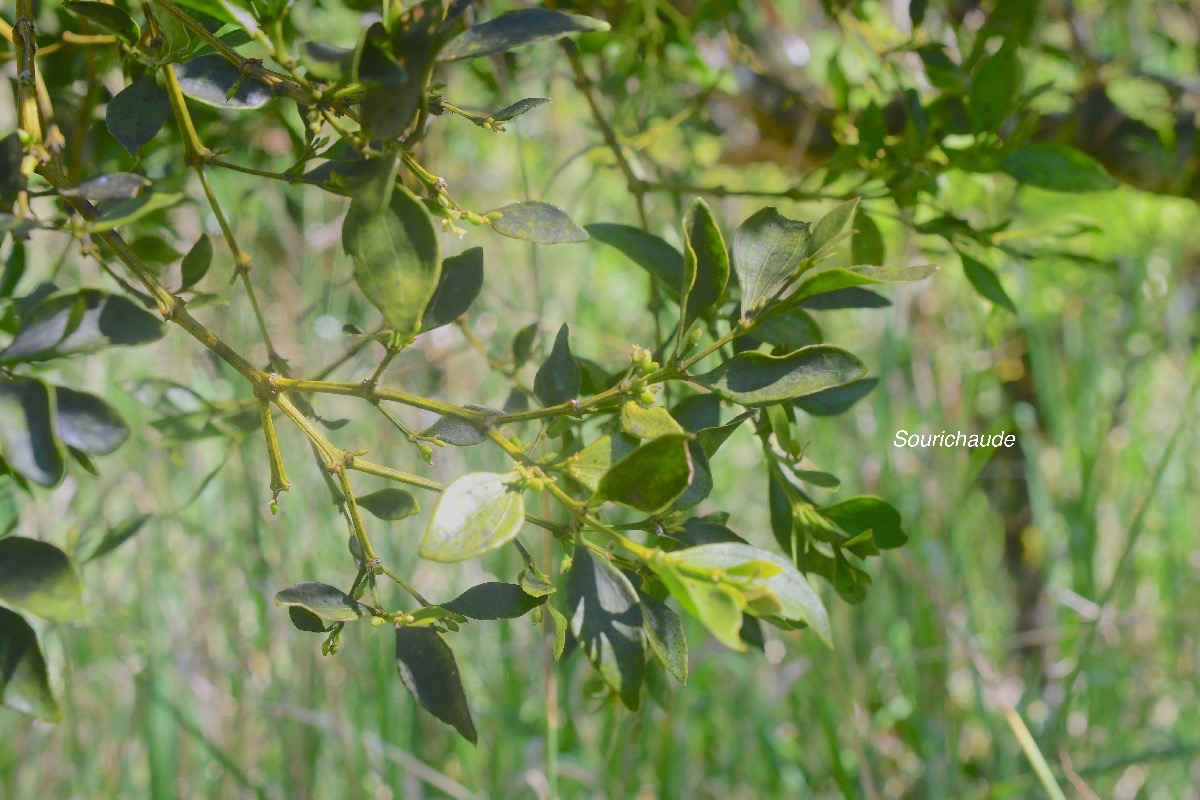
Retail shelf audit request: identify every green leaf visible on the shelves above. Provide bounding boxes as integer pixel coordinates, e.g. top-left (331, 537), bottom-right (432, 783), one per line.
top-left (355, 21), bottom-right (412, 140)
top-left (792, 263), bottom-right (938, 303)
top-left (394, 626), bottom-right (477, 744)
top-left (639, 592), bottom-right (688, 684)
top-left (419, 472), bottom-right (525, 562)
top-left (518, 562), bottom-right (556, 597)
top-left (106, 77), bottom-right (171, 155)
top-left (567, 547), bottom-right (644, 709)
top-left (441, 582), bottom-right (547, 620)
top-left (300, 41), bottom-right (356, 83)
top-left (0, 378), bottom-right (65, 487)
top-left (89, 191), bottom-right (184, 233)
top-left (794, 377), bottom-right (879, 416)
top-left (564, 433), bottom-right (638, 493)
top-left (809, 198), bottom-right (860, 257)
top-left (83, 513), bottom-right (151, 563)
top-left (419, 408), bottom-right (492, 446)
top-left (60, 172), bottom-right (150, 201)
top-left (619, 401), bottom-right (684, 439)
top-left (150, 4), bottom-right (191, 61)
top-left (53, 387), bottom-right (129, 455)
top-left (1001, 144), bottom-right (1118, 192)
top-left (733, 207), bottom-right (811, 316)
top-left (64, 1), bottom-right (141, 44)
top-left (652, 562), bottom-right (745, 651)
top-left (0, 537), bottom-right (83, 622)
top-left (693, 347), bottom-right (866, 407)
top-left (179, 234), bottom-right (213, 292)
top-left (356, 488), bottom-right (420, 521)
top-left (420, 248), bottom-right (484, 332)
top-left (0, 290), bottom-right (165, 363)
top-left (585, 223), bottom-right (684, 300)
top-left (595, 433), bottom-right (694, 514)
top-left (822, 496), bottom-right (907, 549)
top-left (667, 543), bottom-right (831, 645)
top-left (751, 309), bottom-right (823, 350)
top-left (491, 97), bottom-right (551, 122)
top-left (343, 183), bottom-right (441, 336)
top-left (175, 54), bottom-right (273, 109)
top-left (961, 253), bottom-right (1016, 313)
top-left (288, 607), bottom-right (331, 633)
top-left (969, 44), bottom-right (1019, 132)
top-left (533, 324), bottom-right (581, 406)
top-left (489, 201), bottom-right (589, 244)
top-left (678, 198), bottom-right (730, 346)
top-left (547, 602), bottom-right (569, 660)
top-left (439, 9), bottom-right (610, 61)
top-left (851, 209), bottom-right (885, 266)
top-left (511, 322), bottom-right (539, 367)
top-left (0, 606), bottom-right (60, 721)
top-left (802, 287), bottom-right (890, 310)
top-left (274, 581), bottom-right (371, 622)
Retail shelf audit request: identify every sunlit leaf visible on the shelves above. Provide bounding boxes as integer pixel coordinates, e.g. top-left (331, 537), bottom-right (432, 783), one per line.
top-left (489, 201), bottom-right (589, 244)
top-left (274, 581), bottom-right (371, 622)
top-left (961, 253), bottom-right (1016, 313)
top-left (692, 347), bottom-right (866, 407)
top-left (619, 401), bottom-right (684, 439)
top-left (356, 488), bottom-right (420, 521)
top-left (441, 582), bottom-right (547, 620)
top-left (0, 537), bottom-right (84, 622)
top-left (678, 198), bottom-right (729, 344)
top-left (564, 433), bottom-right (638, 493)
top-left (733, 207), bottom-right (811, 316)
top-left (419, 472), bottom-right (525, 562)
top-left (0, 607), bottom-right (61, 721)
top-left (792, 264), bottom-right (937, 303)
top-left (595, 433), bottom-right (693, 513)
top-left (809, 198), bottom-right (859, 257)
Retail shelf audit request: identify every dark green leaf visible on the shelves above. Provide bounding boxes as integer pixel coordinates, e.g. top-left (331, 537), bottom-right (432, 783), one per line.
top-left (179, 234), bottom-right (213, 292)
top-left (792, 264), bottom-right (937, 303)
top-left (564, 433), bottom-right (638, 493)
top-left (802, 287), bottom-right (890, 310)
top-left (53, 387), bottom-right (129, 455)
top-left (822, 496), bottom-right (907, 549)
top-left (64, 1), bottom-right (141, 43)
top-left (0, 606), bottom-right (60, 721)
top-left (343, 183), bottom-right (441, 336)
top-left (419, 409), bottom-right (490, 446)
top-left (489, 201), bottom-right (588, 244)
top-left (106, 77), bottom-right (171, 155)
top-left (356, 488), bottom-right (420, 521)
top-left (794, 377), bottom-right (879, 416)
top-left (733, 207), bottom-right (811, 316)
top-left (419, 472), bottom-right (525, 562)
top-left (512, 322), bottom-right (539, 367)
top-left (969, 45), bottom-right (1019, 132)
top-left (355, 22), bottom-right (412, 140)
top-left (670, 393), bottom-right (720, 433)
top-left (491, 97), bottom-right (551, 122)
top-left (441, 582), bottom-right (547, 620)
top-left (619, 401), bottom-right (684, 439)
top-left (809, 198), bottom-right (859, 257)
top-left (677, 519), bottom-right (747, 547)
top-left (851, 209), bottom-right (885, 266)
top-left (567, 547), bottom-right (644, 709)
top-left (83, 513), bottom-right (151, 563)
top-left (129, 235), bottom-right (181, 265)
top-left (60, 172), bottom-right (150, 201)
top-left (596, 433), bottom-right (693, 514)
top-left (0, 378), bottom-right (65, 488)
top-left (175, 54), bottom-right (273, 110)
top-left (585, 223), bottom-right (684, 300)
top-left (0, 290), bottom-right (165, 363)
top-left (1001, 144), bottom-right (1118, 192)
top-left (420, 248), bottom-right (483, 332)
top-left (639, 592), bottom-right (687, 684)
top-left (0, 537), bottom-right (83, 621)
top-left (672, 441), bottom-right (712, 510)
top-left (678, 198), bottom-right (729, 344)
top-left (300, 41), bottom-right (356, 83)
top-left (961, 253), bottom-right (1016, 313)
top-left (274, 581), bottom-right (371, 622)
top-left (693, 347), bottom-right (866, 407)
top-left (394, 626), bottom-right (477, 744)
top-left (439, 9), bottom-right (609, 61)
top-left (750, 309), bottom-right (823, 350)
top-left (90, 191), bottom-right (184, 232)
top-left (534, 324), bottom-right (581, 406)
top-left (288, 606), bottom-right (332, 633)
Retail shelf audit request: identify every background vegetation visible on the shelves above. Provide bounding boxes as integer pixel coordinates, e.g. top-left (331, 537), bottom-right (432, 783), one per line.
top-left (3, 0), bottom-right (1199, 798)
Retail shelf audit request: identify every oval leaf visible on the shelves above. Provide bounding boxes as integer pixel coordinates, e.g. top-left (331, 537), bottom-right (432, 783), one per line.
top-left (441, 582), bottom-right (547, 620)
top-left (175, 54), bottom-right (273, 109)
top-left (439, 9), bottom-right (609, 61)
top-left (1000, 143), bottom-right (1118, 192)
top-left (0, 377), bottom-right (65, 487)
top-left (419, 413), bottom-right (488, 446)
top-left (792, 263), bottom-right (938, 303)
top-left (489, 201), bottom-right (588, 244)
top-left (491, 97), bottom-right (551, 122)
top-left (533, 323), bottom-right (581, 407)
top-left (356, 488), bottom-right (420, 521)
top-left (0, 290), bottom-right (166, 363)
top-left (343, 184), bottom-right (441, 336)
top-left (419, 472), bottom-right (525, 562)
top-left (274, 581), bottom-right (370, 622)
top-left (678, 198), bottom-right (730, 346)
top-left (106, 77), bottom-right (171, 155)
top-left (564, 433), bottom-right (638, 493)
top-left (809, 198), bottom-right (860, 257)
top-left (420, 247), bottom-right (484, 332)
top-left (794, 377), bottom-right (879, 417)
top-left (64, 1), bottom-right (141, 44)
top-left (585, 223), bottom-right (684, 300)
top-left (567, 547), bottom-right (645, 709)
top-left (961, 253), bottom-right (1016, 313)
top-left (693, 346), bottom-right (866, 407)
top-left (60, 172), bottom-right (150, 201)
top-left (822, 496), bottom-right (907, 549)
top-left (733, 207), bottom-right (811, 316)
top-left (639, 591), bottom-right (688, 685)
top-left (0, 607), bottom-right (61, 721)
top-left (395, 626), bottom-right (477, 743)
top-left (851, 209), bottom-right (885, 266)
top-left (54, 386), bottom-right (130, 455)
top-left (180, 233), bottom-right (214, 292)
top-left (596, 433), bottom-right (694, 514)
top-left (619, 401), bottom-right (685, 439)
top-left (0, 537), bottom-right (84, 622)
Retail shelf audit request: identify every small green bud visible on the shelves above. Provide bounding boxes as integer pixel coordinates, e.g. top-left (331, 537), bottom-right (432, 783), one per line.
top-left (417, 442), bottom-right (434, 464)
top-left (639, 388), bottom-right (656, 405)
top-left (370, 616), bottom-right (386, 627)
top-left (269, 500), bottom-right (280, 515)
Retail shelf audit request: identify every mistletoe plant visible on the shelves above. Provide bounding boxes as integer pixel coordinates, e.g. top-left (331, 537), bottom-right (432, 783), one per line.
top-left (1, 0), bottom-right (933, 737)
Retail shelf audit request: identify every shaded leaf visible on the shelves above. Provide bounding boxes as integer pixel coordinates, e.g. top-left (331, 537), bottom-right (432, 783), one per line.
top-left (60, 173), bottom-right (150, 201)
top-left (89, 191), bottom-right (185, 233)
top-left (533, 324), bottom-right (581, 406)
top-left (511, 322), bottom-right (539, 367)
top-left (53, 386), bottom-right (129, 455)
top-left (794, 377), bottom-right (879, 416)
top-left (83, 513), bottom-right (150, 563)
top-left (750, 309), bottom-right (822, 350)
top-left (420, 248), bottom-right (484, 332)
top-left (567, 547), bottom-right (644, 709)
top-left (851, 209), bottom-right (885, 266)
top-left (356, 488), bottom-right (420, 521)
top-left (490, 201), bottom-right (588, 244)
top-left (288, 606), bottom-right (332, 633)
top-left (395, 626), bottom-right (477, 744)
top-left (441, 582), bottom-right (547, 620)
top-left (792, 263), bottom-right (937, 302)
top-left (802, 286), bottom-right (891, 310)
top-left (420, 415), bottom-right (488, 447)
top-left (0, 606), bottom-right (60, 721)
top-left (670, 393), bottom-right (721, 433)
top-left (419, 472), bottom-right (525, 562)
top-left (274, 581), bottom-right (371, 622)
top-left (678, 198), bottom-right (729, 344)
top-left (300, 41), bottom-right (356, 82)
top-left (439, 9), bottom-right (609, 61)
top-left (0, 378), bottom-right (65, 487)
top-left (180, 234), bottom-right (213, 292)
top-left (1001, 144), bottom-right (1118, 192)
top-left (822, 496), bottom-right (907, 549)
top-left (596, 433), bottom-right (693, 514)
top-left (355, 21), bottom-right (411, 140)
top-left (0, 290), bottom-right (165, 363)
top-left (809, 198), bottom-right (860, 257)
top-left (0, 537), bottom-right (83, 622)
top-left (175, 54), bottom-right (272, 109)
top-left (106, 77), bottom-right (171, 155)
top-left (564, 433), bottom-right (637, 493)
top-left (585, 223), bottom-right (684, 300)
top-left (733, 207), bottom-right (811, 316)
top-left (692, 347), bottom-right (866, 407)
top-left (64, 1), bottom-right (140, 44)
top-left (491, 97), bottom-right (551, 122)
top-left (961, 253), bottom-right (1016, 313)
top-left (969, 44), bottom-right (1019, 132)
top-left (639, 591), bottom-right (688, 684)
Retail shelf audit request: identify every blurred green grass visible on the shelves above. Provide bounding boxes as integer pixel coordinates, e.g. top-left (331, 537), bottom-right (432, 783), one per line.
top-left (3, 24), bottom-right (1200, 800)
